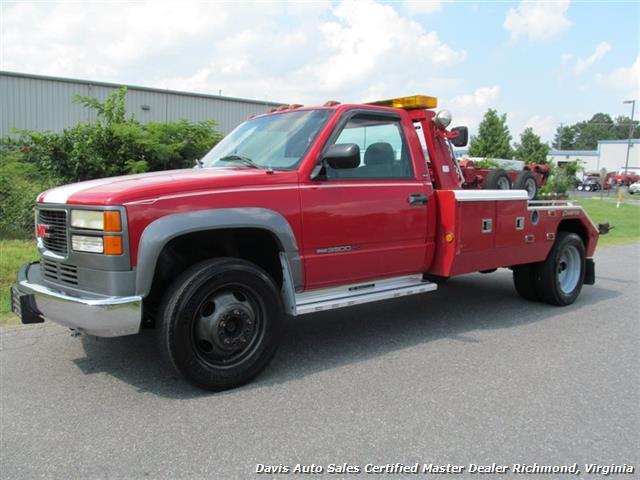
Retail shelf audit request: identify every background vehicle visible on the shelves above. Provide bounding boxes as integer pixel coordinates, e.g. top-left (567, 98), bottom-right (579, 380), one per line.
top-left (11, 95), bottom-right (602, 390)
top-left (577, 176), bottom-right (602, 192)
top-left (629, 182), bottom-right (640, 194)
top-left (458, 158), bottom-right (549, 200)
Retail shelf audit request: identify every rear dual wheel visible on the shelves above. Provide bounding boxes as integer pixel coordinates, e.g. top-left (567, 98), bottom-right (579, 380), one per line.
top-left (514, 170), bottom-right (538, 200)
top-left (484, 169), bottom-right (511, 190)
top-left (157, 258), bottom-right (283, 391)
top-left (512, 232), bottom-right (586, 306)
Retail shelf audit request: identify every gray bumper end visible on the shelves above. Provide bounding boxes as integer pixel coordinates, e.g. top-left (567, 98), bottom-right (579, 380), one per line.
top-left (11, 263), bottom-right (142, 337)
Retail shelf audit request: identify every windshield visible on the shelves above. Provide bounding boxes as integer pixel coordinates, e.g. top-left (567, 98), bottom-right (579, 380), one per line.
top-left (201, 109), bottom-right (333, 170)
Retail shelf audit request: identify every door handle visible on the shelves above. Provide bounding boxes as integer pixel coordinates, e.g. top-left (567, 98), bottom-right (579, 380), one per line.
top-left (408, 193), bottom-right (428, 206)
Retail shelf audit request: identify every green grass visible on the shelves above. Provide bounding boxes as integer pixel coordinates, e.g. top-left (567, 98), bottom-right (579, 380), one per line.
top-left (571, 198), bottom-right (640, 246)
top-left (0, 199), bottom-right (637, 326)
top-left (0, 240), bottom-right (38, 326)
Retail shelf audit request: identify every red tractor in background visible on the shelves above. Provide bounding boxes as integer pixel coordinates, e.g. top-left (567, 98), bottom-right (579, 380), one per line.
top-left (458, 157), bottom-right (550, 200)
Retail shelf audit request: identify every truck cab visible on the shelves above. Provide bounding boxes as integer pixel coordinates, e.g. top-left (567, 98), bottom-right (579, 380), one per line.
top-left (12, 95), bottom-right (601, 390)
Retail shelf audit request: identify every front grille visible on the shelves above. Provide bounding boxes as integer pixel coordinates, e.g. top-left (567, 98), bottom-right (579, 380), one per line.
top-left (38, 209), bottom-right (68, 255)
top-left (41, 258), bottom-right (78, 285)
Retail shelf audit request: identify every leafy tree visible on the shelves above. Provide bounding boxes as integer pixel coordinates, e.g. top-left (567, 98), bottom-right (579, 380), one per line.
top-left (468, 109), bottom-right (514, 159)
top-left (552, 124), bottom-right (576, 150)
top-left (552, 113), bottom-right (639, 150)
top-left (514, 127), bottom-right (550, 164)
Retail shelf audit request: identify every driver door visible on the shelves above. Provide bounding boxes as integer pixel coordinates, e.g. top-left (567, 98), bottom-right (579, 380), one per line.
top-left (299, 111), bottom-right (429, 289)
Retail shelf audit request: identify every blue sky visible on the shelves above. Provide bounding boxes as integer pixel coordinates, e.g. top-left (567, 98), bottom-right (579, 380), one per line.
top-left (1, 1), bottom-right (638, 142)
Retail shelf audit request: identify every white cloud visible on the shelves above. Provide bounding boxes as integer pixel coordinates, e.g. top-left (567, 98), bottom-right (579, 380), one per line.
top-left (1, 0), bottom-right (466, 104)
top-left (596, 56), bottom-right (640, 100)
top-left (571, 41), bottom-right (611, 75)
top-left (450, 85), bottom-right (501, 109)
top-left (504, 0), bottom-right (572, 41)
top-left (523, 114), bottom-right (555, 142)
top-left (404, 1), bottom-right (442, 15)
top-left (445, 86), bottom-right (501, 132)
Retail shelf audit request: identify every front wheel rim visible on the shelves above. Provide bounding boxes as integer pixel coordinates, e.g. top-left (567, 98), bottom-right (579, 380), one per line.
top-left (192, 285), bottom-right (265, 369)
top-left (557, 245), bottom-right (581, 295)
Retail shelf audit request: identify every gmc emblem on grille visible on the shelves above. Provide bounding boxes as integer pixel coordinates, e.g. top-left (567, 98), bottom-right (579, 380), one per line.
top-left (36, 224), bottom-right (50, 238)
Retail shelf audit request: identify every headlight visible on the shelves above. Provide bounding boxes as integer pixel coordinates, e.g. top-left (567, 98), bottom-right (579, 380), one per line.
top-left (71, 210), bottom-right (121, 232)
top-left (72, 235), bottom-right (104, 253)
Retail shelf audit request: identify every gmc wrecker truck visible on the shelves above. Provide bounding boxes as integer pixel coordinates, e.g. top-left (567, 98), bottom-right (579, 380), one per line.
top-left (12, 95), bottom-right (603, 390)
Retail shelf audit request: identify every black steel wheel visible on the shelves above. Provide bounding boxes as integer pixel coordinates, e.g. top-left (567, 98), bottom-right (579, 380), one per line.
top-left (533, 232), bottom-right (586, 306)
top-left (158, 258), bottom-right (283, 390)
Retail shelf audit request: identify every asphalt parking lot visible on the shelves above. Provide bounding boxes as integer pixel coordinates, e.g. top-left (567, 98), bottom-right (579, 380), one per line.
top-left (1, 244), bottom-right (638, 479)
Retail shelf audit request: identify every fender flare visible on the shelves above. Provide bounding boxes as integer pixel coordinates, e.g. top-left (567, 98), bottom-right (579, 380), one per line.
top-left (135, 207), bottom-right (302, 298)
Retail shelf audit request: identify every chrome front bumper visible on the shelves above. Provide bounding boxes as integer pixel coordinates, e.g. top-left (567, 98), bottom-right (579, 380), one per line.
top-left (11, 263), bottom-right (142, 337)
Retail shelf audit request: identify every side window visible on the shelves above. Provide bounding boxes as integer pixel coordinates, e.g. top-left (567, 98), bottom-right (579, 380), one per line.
top-left (326, 114), bottom-right (413, 179)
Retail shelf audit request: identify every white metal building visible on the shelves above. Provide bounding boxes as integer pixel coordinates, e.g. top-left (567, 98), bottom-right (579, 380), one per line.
top-left (0, 71), bottom-right (282, 137)
top-left (548, 139), bottom-right (640, 174)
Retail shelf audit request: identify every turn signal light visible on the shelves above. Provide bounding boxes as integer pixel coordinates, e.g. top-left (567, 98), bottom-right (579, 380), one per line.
top-left (103, 211), bottom-right (122, 232)
top-left (367, 95), bottom-right (438, 110)
top-left (445, 232), bottom-right (455, 243)
top-left (104, 236), bottom-right (123, 255)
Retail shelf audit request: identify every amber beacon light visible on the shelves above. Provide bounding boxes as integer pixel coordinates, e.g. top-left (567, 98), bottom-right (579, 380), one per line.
top-left (367, 95), bottom-right (438, 110)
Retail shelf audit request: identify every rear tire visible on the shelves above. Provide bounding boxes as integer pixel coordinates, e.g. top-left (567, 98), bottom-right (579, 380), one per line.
top-left (514, 170), bottom-right (538, 200)
top-left (512, 264), bottom-right (539, 301)
top-left (484, 169), bottom-right (511, 190)
top-left (533, 232), bottom-right (585, 306)
top-left (157, 258), bottom-right (283, 390)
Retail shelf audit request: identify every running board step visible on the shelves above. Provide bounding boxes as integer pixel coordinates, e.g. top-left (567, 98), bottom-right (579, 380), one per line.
top-left (295, 275), bottom-right (437, 315)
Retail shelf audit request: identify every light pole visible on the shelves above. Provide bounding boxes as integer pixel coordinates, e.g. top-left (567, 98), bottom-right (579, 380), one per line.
top-left (623, 99), bottom-right (636, 176)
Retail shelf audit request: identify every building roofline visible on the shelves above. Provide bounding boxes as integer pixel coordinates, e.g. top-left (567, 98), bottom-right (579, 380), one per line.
top-left (597, 139), bottom-right (640, 144)
top-left (0, 70), bottom-right (284, 107)
top-left (549, 150), bottom-right (599, 156)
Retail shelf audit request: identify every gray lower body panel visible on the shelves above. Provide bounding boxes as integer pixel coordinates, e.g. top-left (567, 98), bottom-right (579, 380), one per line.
top-left (11, 263), bottom-right (142, 337)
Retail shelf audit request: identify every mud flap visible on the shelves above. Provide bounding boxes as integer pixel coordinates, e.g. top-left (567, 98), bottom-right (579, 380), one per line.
top-left (584, 259), bottom-right (595, 285)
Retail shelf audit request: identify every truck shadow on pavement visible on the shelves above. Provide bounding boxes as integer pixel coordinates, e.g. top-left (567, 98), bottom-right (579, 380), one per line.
top-left (77, 272), bottom-right (620, 398)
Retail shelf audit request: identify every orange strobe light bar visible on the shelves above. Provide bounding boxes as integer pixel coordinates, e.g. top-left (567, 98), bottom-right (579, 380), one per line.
top-left (367, 95), bottom-right (438, 110)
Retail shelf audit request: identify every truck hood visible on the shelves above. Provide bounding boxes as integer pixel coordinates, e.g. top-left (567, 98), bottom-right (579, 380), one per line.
top-left (38, 168), bottom-right (298, 205)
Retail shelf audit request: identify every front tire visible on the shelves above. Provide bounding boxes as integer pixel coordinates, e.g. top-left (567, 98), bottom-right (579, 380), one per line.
top-left (158, 258), bottom-right (283, 390)
top-left (533, 233), bottom-right (585, 306)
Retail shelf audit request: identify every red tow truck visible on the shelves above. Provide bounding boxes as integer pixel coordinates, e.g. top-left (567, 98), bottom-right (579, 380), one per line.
top-left (11, 95), bottom-right (604, 390)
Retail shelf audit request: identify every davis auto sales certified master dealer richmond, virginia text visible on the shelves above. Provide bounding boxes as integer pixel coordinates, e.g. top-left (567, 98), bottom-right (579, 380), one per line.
top-left (255, 462), bottom-right (635, 475)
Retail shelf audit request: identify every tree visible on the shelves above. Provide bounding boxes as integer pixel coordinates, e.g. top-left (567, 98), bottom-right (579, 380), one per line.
top-left (514, 127), bottom-right (550, 164)
top-left (552, 124), bottom-right (576, 150)
top-left (552, 113), bottom-right (639, 150)
top-left (468, 109), bottom-right (514, 159)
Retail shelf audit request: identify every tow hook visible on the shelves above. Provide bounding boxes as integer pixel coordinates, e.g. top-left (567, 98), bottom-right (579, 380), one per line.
top-left (598, 222), bottom-right (613, 235)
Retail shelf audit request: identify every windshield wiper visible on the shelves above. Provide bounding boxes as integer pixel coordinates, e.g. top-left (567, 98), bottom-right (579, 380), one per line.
top-left (218, 155), bottom-right (261, 169)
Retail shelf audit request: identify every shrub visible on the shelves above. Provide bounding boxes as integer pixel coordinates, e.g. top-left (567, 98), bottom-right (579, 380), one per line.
top-left (9, 87), bottom-right (223, 183)
top-left (540, 164), bottom-right (569, 195)
top-left (1, 87), bottom-right (224, 238)
top-left (470, 158), bottom-right (501, 169)
top-left (0, 147), bottom-right (60, 238)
